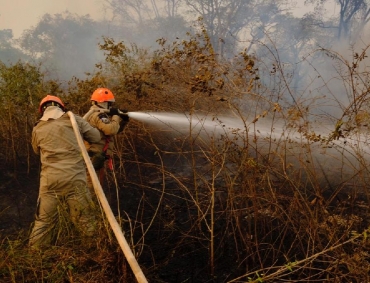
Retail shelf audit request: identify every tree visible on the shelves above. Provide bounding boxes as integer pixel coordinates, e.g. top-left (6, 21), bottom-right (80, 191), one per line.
top-left (0, 29), bottom-right (29, 64)
top-left (105, 0), bottom-right (182, 24)
top-left (104, 0), bottom-right (188, 48)
top-left (184, 0), bottom-right (292, 57)
top-left (106, 0), bottom-right (151, 25)
top-left (305, 0), bottom-right (370, 41)
top-left (0, 62), bottom-right (60, 173)
top-left (18, 12), bottom-right (110, 81)
top-left (164, 0), bottom-right (182, 17)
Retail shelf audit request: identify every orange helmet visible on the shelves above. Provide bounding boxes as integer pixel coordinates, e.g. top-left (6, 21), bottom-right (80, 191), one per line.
top-left (91, 88), bottom-right (115, 103)
top-left (39, 95), bottom-right (65, 113)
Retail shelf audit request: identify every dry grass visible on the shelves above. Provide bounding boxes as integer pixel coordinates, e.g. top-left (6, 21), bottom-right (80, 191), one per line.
top-left (2, 29), bottom-right (370, 282)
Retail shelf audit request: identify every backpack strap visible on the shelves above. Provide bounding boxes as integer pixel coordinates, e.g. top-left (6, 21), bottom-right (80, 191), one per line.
top-left (103, 136), bottom-right (111, 153)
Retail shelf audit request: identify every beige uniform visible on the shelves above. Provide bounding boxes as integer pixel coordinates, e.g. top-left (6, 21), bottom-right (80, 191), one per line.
top-left (29, 108), bottom-right (100, 248)
top-left (84, 105), bottom-right (123, 156)
top-left (84, 105), bottom-right (128, 193)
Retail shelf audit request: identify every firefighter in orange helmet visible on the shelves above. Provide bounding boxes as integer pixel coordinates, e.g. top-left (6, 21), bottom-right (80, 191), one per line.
top-left (84, 88), bottom-right (129, 193)
top-left (29, 95), bottom-right (101, 248)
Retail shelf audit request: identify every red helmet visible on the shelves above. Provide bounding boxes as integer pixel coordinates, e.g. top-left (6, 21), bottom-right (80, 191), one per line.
top-left (91, 88), bottom-right (115, 103)
top-left (39, 95), bottom-right (65, 113)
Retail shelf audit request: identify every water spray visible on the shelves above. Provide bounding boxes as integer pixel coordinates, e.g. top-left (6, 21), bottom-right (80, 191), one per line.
top-left (83, 108), bottom-right (370, 217)
top-left (126, 110), bottom-right (370, 190)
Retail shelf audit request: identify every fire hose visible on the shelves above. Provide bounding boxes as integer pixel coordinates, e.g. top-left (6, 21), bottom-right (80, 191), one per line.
top-left (67, 111), bottom-right (148, 283)
top-left (83, 108), bottom-right (127, 120)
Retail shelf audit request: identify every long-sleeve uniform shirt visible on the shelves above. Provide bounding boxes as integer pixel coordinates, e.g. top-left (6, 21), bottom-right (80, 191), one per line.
top-left (84, 104), bottom-right (127, 157)
top-left (32, 111), bottom-right (101, 185)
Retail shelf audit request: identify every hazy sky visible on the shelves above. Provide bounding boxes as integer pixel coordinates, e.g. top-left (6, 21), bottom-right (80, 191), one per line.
top-left (0, 0), bottom-right (334, 39)
top-left (0, 0), bottom-right (111, 38)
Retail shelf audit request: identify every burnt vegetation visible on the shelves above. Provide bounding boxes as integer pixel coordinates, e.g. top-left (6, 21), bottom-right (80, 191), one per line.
top-left (2, 2), bottom-right (370, 282)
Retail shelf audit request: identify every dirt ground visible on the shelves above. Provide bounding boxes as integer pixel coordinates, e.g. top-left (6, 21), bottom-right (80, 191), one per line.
top-left (0, 167), bottom-right (39, 240)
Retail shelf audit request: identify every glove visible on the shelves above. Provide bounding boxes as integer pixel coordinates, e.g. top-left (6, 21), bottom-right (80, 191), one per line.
top-left (119, 109), bottom-right (129, 122)
top-left (108, 107), bottom-right (120, 116)
top-left (90, 152), bottom-right (106, 170)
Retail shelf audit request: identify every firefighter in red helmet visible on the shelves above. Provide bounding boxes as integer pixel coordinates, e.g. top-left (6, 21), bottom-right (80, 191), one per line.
top-left (84, 88), bottom-right (129, 194)
top-left (29, 95), bottom-right (100, 248)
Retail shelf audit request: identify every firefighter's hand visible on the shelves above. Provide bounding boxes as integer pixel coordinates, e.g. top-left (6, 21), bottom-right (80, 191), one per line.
top-left (91, 152), bottom-right (106, 170)
top-left (120, 110), bottom-right (129, 122)
top-left (108, 107), bottom-right (120, 116)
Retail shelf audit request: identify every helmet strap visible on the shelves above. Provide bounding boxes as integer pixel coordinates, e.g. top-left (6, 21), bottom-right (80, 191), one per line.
top-left (41, 102), bottom-right (63, 113)
top-left (96, 102), bottom-right (109, 109)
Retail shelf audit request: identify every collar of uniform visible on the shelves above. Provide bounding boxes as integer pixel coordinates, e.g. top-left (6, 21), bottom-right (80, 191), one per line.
top-left (96, 102), bottom-right (108, 109)
top-left (40, 106), bottom-right (65, 121)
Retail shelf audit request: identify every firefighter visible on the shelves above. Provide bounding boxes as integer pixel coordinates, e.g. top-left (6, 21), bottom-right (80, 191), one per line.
top-left (84, 88), bottom-right (129, 193)
top-left (29, 95), bottom-right (101, 248)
